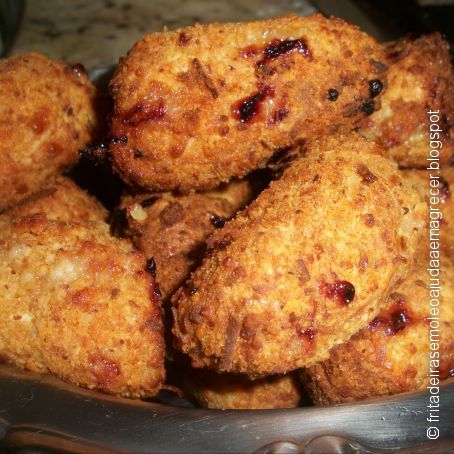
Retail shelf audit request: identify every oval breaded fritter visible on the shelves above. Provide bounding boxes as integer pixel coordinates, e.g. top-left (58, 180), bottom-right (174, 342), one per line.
top-left (360, 34), bottom-right (454, 167)
top-left (403, 167), bottom-right (454, 257)
top-left (2, 175), bottom-right (108, 224)
top-left (0, 53), bottom-right (100, 210)
top-left (120, 179), bottom-right (254, 301)
top-left (0, 214), bottom-right (165, 398)
top-left (171, 135), bottom-right (427, 376)
top-left (109, 14), bottom-right (386, 192)
top-left (181, 369), bottom-right (301, 410)
top-left (302, 251), bottom-right (454, 405)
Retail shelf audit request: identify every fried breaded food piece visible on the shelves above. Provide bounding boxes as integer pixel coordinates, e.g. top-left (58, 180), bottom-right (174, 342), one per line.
top-left (120, 179), bottom-right (254, 301)
top-left (171, 135), bottom-right (426, 376)
top-left (0, 53), bottom-right (100, 210)
top-left (181, 369), bottom-right (301, 409)
top-left (302, 251), bottom-right (454, 405)
top-left (403, 167), bottom-right (454, 257)
top-left (2, 175), bottom-right (108, 224)
top-left (0, 214), bottom-right (164, 398)
top-left (360, 34), bottom-right (454, 167)
top-left (110, 14), bottom-right (386, 192)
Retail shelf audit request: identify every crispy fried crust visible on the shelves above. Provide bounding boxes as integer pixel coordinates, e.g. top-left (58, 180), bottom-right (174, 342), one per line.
top-left (2, 175), bottom-right (108, 224)
top-left (403, 167), bottom-right (454, 257)
top-left (181, 369), bottom-right (301, 409)
top-left (302, 252), bottom-right (454, 405)
top-left (120, 179), bottom-right (254, 301)
top-left (0, 53), bottom-right (100, 210)
top-left (360, 34), bottom-right (454, 167)
top-left (110, 14), bottom-right (386, 192)
top-left (171, 135), bottom-right (426, 376)
top-left (0, 214), bottom-right (165, 398)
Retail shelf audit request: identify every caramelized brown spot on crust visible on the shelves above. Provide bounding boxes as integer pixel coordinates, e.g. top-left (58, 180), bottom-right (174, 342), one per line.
top-left (240, 313), bottom-right (260, 339)
top-left (141, 317), bottom-right (162, 333)
top-left (368, 306), bottom-right (411, 335)
top-left (206, 234), bottom-right (233, 255)
top-left (88, 355), bottom-right (121, 387)
top-left (31, 109), bottom-right (49, 135)
top-left (386, 45), bottom-right (411, 63)
top-left (153, 286), bottom-right (162, 299)
top-left (232, 85), bottom-right (272, 123)
top-left (342, 101), bottom-right (361, 118)
top-left (70, 288), bottom-right (94, 310)
top-left (188, 303), bottom-right (203, 323)
top-left (122, 100), bottom-right (165, 127)
top-left (219, 125), bottom-right (229, 136)
top-left (192, 58), bottom-right (219, 99)
top-left (357, 164), bottom-right (378, 184)
top-left (257, 38), bottom-right (311, 67)
top-left (321, 280), bottom-right (355, 305)
top-left (242, 46), bottom-right (259, 59)
top-left (389, 174), bottom-right (400, 186)
top-left (270, 108), bottom-right (289, 124)
top-left (159, 202), bottom-right (185, 226)
top-left (296, 325), bottom-right (315, 344)
top-left (179, 32), bottom-right (191, 46)
top-left (109, 135), bottom-right (128, 146)
top-left (358, 254), bottom-right (369, 272)
top-left (314, 243), bottom-right (324, 259)
top-left (364, 213), bottom-right (375, 227)
top-left (12, 187), bottom-right (57, 208)
top-left (297, 259), bottom-right (310, 283)
top-left (405, 367), bottom-right (417, 378)
top-left (447, 154), bottom-right (454, 167)
top-left (47, 142), bottom-right (64, 158)
top-left (368, 293), bottom-right (413, 335)
top-left (370, 59), bottom-right (388, 74)
top-left (0, 353), bottom-right (12, 364)
top-left (439, 176), bottom-right (450, 203)
top-left (220, 316), bottom-right (241, 369)
top-left (64, 104), bottom-right (74, 116)
top-left (169, 145), bottom-right (185, 158)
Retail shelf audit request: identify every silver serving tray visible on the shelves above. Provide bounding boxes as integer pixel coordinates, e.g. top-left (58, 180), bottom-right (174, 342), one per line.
top-left (1, 365), bottom-right (453, 453)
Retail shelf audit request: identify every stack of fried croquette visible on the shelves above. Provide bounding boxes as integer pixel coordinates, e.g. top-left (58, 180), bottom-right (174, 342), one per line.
top-left (0, 13), bottom-right (453, 409)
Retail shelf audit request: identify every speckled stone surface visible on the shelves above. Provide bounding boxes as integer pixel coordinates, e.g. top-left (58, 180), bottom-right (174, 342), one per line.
top-left (11, 0), bottom-right (316, 69)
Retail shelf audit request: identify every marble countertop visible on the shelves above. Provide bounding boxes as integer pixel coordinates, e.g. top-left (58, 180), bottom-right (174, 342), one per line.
top-left (11, 0), bottom-right (315, 69)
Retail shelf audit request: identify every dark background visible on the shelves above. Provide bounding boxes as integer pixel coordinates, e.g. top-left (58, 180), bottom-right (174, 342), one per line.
top-left (312, 0), bottom-right (454, 54)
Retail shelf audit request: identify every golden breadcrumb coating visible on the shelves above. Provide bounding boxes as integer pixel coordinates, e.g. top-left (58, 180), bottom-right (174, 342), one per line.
top-left (120, 179), bottom-right (254, 301)
top-left (181, 369), bottom-right (301, 409)
top-left (0, 214), bottom-right (165, 398)
top-left (171, 135), bottom-right (427, 376)
top-left (403, 167), bottom-right (454, 257)
top-left (2, 175), bottom-right (108, 224)
top-left (302, 251), bottom-right (454, 405)
top-left (0, 53), bottom-right (100, 210)
top-left (109, 14), bottom-right (386, 192)
top-left (360, 34), bottom-right (454, 167)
